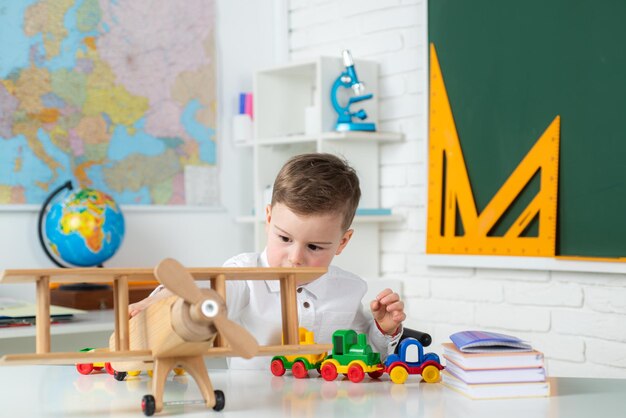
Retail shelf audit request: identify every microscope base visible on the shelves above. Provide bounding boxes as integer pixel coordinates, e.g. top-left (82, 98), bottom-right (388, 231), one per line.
top-left (336, 122), bottom-right (376, 132)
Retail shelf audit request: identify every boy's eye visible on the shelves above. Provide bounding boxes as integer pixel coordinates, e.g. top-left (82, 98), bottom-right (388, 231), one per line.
top-left (279, 235), bottom-right (290, 243)
top-left (307, 244), bottom-right (321, 251)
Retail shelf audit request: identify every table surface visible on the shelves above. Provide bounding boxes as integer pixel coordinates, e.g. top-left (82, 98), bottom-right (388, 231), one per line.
top-left (0, 365), bottom-right (624, 418)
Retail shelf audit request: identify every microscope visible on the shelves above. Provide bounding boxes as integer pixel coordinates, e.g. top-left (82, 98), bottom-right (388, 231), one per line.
top-left (331, 50), bottom-right (376, 132)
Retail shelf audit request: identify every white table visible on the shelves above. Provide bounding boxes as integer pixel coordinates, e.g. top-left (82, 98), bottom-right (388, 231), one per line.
top-left (0, 365), bottom-right (624, 417)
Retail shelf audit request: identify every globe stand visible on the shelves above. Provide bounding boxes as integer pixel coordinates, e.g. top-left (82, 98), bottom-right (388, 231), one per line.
top-left (37, 180), bottom-right (110, 292)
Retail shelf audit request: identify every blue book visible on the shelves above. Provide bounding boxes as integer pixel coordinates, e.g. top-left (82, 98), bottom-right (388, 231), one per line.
top-left (239, 93), bottom-right (246, 114)
top-left (450, 330), bottom-right (532, 353)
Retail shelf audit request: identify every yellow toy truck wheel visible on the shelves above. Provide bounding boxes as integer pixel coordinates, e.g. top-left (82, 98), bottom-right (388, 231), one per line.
top-left (389, 365), bottom-right (409, 384)
top-left (422, 365), bottom-right (441, 383)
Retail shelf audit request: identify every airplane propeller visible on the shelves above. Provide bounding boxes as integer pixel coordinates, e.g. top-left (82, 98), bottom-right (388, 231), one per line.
top-left (154, 258), bottom-right (258, 359)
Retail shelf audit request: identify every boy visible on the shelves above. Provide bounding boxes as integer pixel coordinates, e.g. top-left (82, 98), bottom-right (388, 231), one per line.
top-left (130, 153), bottom-right (406, 369)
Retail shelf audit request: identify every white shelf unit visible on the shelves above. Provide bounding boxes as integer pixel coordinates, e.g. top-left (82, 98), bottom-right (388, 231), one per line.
top-left (242, 56), bottom-right (403, 279)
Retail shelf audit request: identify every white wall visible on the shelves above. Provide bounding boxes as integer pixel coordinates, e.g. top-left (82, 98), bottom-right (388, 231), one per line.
top-left (0, 0), bottom-right (282, 301)
top-left (288, 0), bottom-right (626, 378)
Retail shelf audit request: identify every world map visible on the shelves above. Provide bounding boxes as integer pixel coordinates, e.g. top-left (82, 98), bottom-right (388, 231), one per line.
top-left (0, 0), bottom-right (218, 206)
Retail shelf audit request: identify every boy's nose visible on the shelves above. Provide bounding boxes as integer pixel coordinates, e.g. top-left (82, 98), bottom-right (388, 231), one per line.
top-left (288, 246), bottom-right (305, 266)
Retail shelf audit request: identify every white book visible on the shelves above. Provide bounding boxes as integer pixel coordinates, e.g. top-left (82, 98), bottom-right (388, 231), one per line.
top-left (442, 370), bottom-right (551, 400)
top-left (442, 342), bottom-right (544, 370)
top-left (444, 359), bottom-right (546, 384)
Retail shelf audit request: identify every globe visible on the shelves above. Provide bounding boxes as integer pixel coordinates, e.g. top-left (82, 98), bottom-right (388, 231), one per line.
top-left (43, 187), bottom-right (125, 267)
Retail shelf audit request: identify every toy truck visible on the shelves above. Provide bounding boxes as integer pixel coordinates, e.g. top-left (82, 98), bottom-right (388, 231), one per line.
top-left (76, 348), bottom-right (184, 381)
top-left (270, 328), bottom-right (328, 378)
top-left (384, 337), bottom-right (443, 384)
top-left (320, 329), bottom-right (384, 383)
top-left (75, 348), bottom-right (118, 376)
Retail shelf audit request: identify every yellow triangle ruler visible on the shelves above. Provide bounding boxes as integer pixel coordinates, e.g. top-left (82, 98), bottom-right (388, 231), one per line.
top-left (427, 44), bottom-right (560, 257)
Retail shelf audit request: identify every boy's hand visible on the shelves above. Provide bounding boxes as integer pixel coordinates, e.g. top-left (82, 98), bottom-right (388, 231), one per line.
top-left (370, 288), bottom-right (406, 336)
top-left (128, 288), bottom-right (172, 317)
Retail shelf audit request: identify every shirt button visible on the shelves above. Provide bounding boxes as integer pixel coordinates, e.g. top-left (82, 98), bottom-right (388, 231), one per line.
top-left (303, 301), bottom-right (310, 308)
top-left (297, 287), bottom-right (303, 293)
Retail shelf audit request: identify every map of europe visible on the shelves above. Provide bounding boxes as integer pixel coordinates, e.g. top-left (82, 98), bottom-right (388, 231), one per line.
top-left (0, 0), bottom-right (218, 206)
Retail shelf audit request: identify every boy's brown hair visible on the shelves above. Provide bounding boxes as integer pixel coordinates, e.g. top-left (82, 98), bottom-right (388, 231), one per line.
top-left (271, 153), bottom-right (361, 231)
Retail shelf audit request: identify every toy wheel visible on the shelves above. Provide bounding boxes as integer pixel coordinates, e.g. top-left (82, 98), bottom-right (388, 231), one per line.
top-left (113, 371), bottom-right (127, 381)
top-left (93, 366), bottom-right (104, 371)
top-left (128, 370), bottom-right (141, 377)
top-left (292, 361), bottom-right (309, 379)
top-left (173, 367), bottom-right (185, 376)
top-left (213, 390), bottom-right (225, 411)
top-left (141, 394), bottom-right (156, 416)
top-left (389, 365), bottom-right (409, 384)
top-left (104, 362), bottom-right (115, 375)
top-left (76, 363), bottom-right (94, 375)
top-left (347, 364), bottom-right (365, 383)
top-left (321, 363), bottom-right (338, 381)
top-left (422, 365), bottom-right (441, 383)
top-left (368, 369), bottom-right (384, 379)
top-left (147, 370), bottom-right (153, 377)
top-left (270, 359), bottom-right (286, 376)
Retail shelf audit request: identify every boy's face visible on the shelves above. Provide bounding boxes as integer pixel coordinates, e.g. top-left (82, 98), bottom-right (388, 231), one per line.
top-left (265, 203), bottom-right (353, 268)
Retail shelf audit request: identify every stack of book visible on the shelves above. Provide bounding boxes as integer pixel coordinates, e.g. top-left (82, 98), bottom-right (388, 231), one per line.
top-left (441, 330), bottom-right (550, 399)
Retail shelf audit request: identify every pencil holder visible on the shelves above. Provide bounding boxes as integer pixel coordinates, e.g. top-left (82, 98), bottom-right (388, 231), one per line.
top-left (232, 114), bottom-right (253, 143)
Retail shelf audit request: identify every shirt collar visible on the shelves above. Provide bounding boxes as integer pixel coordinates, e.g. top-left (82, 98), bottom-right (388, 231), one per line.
top-left (262, 248), bottom-right (328, 298)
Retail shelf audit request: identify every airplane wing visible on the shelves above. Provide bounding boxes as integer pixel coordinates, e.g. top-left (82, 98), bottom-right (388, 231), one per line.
top-left (203, 344), bottom-right (333, 358)
top-left (0, 349), bottom-right (153, 366)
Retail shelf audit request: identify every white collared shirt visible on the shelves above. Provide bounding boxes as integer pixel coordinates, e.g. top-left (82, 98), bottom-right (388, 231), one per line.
top-left (151, 250), bottom-right (402, 370)
top-left (222, 250), bottom-right (402, 370)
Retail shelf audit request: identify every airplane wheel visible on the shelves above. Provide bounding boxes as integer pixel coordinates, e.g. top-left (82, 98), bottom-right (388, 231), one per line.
top-left (113, 371), bottom-right (127, 381)
top-left (213, 390), bottom-right (225, 411)
top-left (173, 367), bottom-right (185, 376)
top-left (76, 363), bottom-right (94, 375)
top-left (142, 394), bottom-right (156, 416)
top-left (291, 361), bottom-right (309, 379)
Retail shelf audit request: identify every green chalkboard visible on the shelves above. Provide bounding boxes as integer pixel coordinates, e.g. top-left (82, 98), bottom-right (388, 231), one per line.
top-left (429, 0), bottom-right (626, 258)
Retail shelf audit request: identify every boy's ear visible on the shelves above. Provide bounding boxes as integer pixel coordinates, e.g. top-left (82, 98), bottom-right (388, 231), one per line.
top-left (335, 229), bottom-right (354, 256)
top-left (264, 204), bottom-right (272, 232)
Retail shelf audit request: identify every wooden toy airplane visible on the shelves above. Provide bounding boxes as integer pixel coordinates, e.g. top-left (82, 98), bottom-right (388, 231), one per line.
top-left (0, 259), bottom-right (333, 415)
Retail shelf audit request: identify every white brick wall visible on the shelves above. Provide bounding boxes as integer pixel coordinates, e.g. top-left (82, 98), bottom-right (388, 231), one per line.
top-left (287, 0), bottom-right (626, 378)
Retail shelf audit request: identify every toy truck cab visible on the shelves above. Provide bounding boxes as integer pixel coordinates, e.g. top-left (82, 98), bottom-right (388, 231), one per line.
top-left (384, 337), bottom-right (444, 384)
top-left (320, 329), bottom-right (384, 383)
top-left (270, 328), bottom-right (328, 378)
